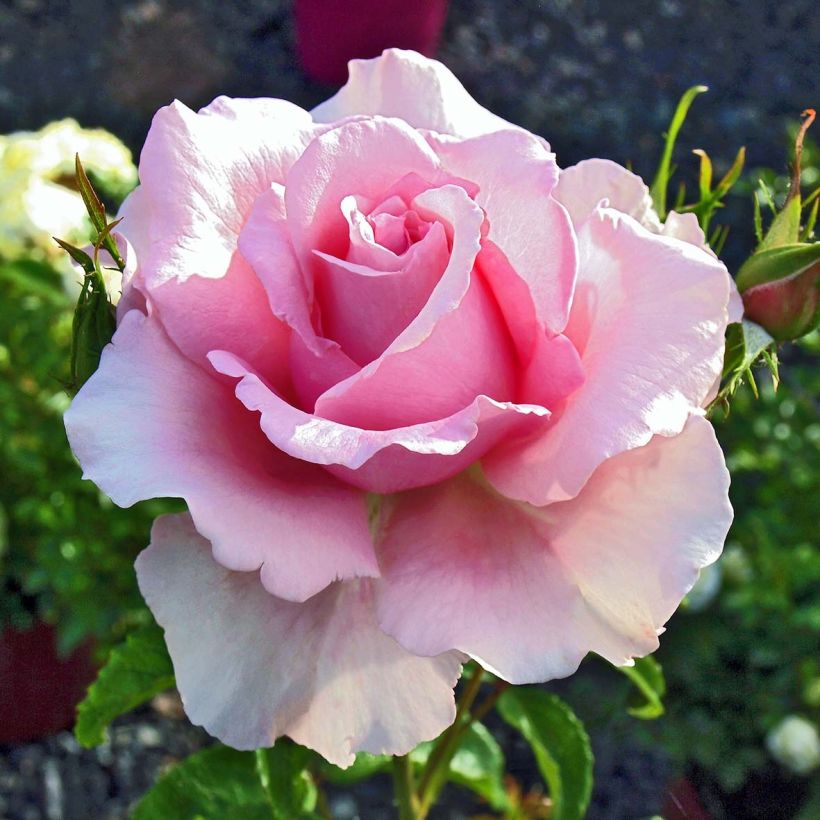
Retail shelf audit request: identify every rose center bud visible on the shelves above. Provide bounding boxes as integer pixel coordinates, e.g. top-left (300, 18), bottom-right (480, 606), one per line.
top-left (311, 177), bottom-right (460, 367)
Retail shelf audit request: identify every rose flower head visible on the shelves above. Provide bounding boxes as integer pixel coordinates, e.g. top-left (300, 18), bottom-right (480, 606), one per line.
top-left (66, 50), bottom-right (735, 767)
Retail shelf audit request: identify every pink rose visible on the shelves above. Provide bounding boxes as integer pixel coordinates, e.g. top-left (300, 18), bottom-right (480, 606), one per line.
top-left (66, 49), bottom-right (734, 766)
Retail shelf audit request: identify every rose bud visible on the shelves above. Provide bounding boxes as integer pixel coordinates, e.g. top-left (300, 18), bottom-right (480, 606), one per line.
top-left (737, 109), bottom-right (819, 341)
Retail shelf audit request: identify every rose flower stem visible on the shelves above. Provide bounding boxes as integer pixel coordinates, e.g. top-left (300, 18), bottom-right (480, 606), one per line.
top-left (415, 664), bottom-right (486, 816)
top-left (392, 753), bottom-right (419, 820)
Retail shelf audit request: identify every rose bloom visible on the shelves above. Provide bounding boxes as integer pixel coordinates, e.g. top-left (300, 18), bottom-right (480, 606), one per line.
top-left (66, 50), bottom-right (736, 766)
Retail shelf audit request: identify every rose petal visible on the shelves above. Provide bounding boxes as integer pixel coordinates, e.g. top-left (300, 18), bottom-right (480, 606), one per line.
top-left (313, 219), bottom-right (450, 364)
top-left (140, 97), bottom-right (316, 287)
top-left (137, 513), bottom-right (462, 767)
top-left (210, 348), bottom-right (549, 493)
top-left (136, 98), bottom-right (315, 378)
top-left (315, 184), bottom-right (517, 429)
top-left (237, 185), bottom-right (360, 407)
top-left (476, 240), bottom-right (586, 409)
top-left (483, 207), bottom-right (730, 505)
top-left (429, 129), bottom-right (577, 334)
top-left (65, 311), bottom-right (377, 602)
top-left (284, 117), bottom-right (442, 275)
top-left (554, 158), bottom-right (662, 232)
top-left (111, 186), bottom-right (151, 319)
top-left (312, 48), bottom-right (514, 138)
top-left (376, 415), bottom-right (731, 683)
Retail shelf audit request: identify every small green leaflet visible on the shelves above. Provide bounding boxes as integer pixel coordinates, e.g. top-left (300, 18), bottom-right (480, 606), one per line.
top-left (650, 84), bottom-right (708, 219)
top-left (75, 621), bottom-right (175, 747)
top-left (617, 656), bottom-right (667, 719)
top-left (498, 688), bottom-right (593, 820)
top-left (132, 744), bottom-right (319, 820)
top-left (714, 319), bottom-right (777, 407)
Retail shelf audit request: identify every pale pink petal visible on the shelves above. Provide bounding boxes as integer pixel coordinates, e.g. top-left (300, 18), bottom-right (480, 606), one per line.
top-left (376, 416), bottom-right (731, 683)
top-left (210, 348), bottom-right (548, 493)
top-left (65, 311), bottom-right (377, 602)
top-left (137, 514), bottom-right (462, 766)
top-left (483, 208), bottom-right (730, 505)
top-left (315, 184), bottom-right (517, 429)
top-left (149, 256), bottom-right (292, 389)
top-left (429, 130), bottom-right (577, 334)
top-left (727, 278), bottom-right (744, 323)
top-left (237, 185), bottom-right (359, 405)
top-left (661, 211), bottom-right (743, 323)
top-left (554, 158), bottom-right (662, 231)
top-left (311, 48), bottom-right (513, 138)
top-left (661, 210), bottom-right (710, 249)
top-left (140, 97), bottom-right (315, 287)
top-left (135, 98), bottom-right (315, 378)
top-left (112, 186), bottom-right (151, 318)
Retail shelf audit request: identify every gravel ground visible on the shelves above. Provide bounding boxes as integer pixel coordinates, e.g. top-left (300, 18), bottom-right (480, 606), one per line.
top-left (0, 680), bottom-right (673, 819)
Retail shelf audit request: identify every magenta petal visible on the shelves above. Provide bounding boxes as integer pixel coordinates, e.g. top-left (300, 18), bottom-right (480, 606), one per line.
top-left (376, 416), bottom-right (731, 683)
top-left (137, 514), bottom-right (462, 766)
top-left (484, 208), bottom-right (731, 505)
top-left (429, 129), bottom-right (576, 334)
top-left (65, 311), bottom-right (377, 602)
top-left (210, 348), bottom-right (548, 493)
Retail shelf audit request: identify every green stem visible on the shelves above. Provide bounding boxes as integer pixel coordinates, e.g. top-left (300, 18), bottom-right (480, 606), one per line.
top-left (392, 754), bottom-right (418, 820)
top-left (469, 680), bottom-right (511, 726)
top-left (416, 664), bottom-right (486, 816)
top-left (254, 748), bottom-right (277, 815)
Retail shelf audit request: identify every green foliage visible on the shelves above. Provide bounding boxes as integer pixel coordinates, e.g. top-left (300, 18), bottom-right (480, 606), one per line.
top-left (132, 743), bottom-right (318, 820)
top-left (318, 721), bottom-right (509, 812)
top-left (75, 622), bottom-right (174, 747)
top-left (413, 721), bottom-right (510, 811)
top-left (618, 656), bottom-right (667, 720)
top-left (0, 253), bottom-right (169, 652)
top-left (498, 688), bottom-right (593, 820)
top-left (650, 84), bottom-right (709, 218)
top-left (714, 320), bottom-right (778, 409)
top-left (656, 338), bottom-right (820, 792)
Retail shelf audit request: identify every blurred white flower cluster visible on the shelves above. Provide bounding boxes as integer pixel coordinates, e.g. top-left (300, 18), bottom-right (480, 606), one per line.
top-left (766, 715), bottom-right (820, 775)
top-left (0, 120), bottom-right (136, 290)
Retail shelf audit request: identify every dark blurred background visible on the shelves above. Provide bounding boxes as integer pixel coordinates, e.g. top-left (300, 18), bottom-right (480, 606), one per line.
top-left (1, 2), bottom-right (818, 819)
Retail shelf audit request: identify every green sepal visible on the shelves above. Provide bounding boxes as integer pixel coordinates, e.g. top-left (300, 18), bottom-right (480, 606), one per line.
top-left (75, 153), bottom-right (125, 270)
top-left (498, 688), bottom-right (593, 820)
top-left (713, 319), bottom-right (777, 407)
top-left (736, 242), bottom-right (820, 291)
top-left (759, 194), bottom-right (803, 251)
top-left (618, 656), bottom-right (667, 719)
top-left (69, 266), bottom-right (115, 395)
top-left (75, 621), bottom-right (174, 747)
top-left (53, 237), bottom-right (95, 274)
